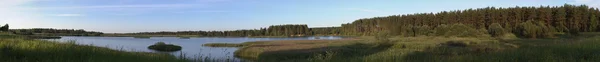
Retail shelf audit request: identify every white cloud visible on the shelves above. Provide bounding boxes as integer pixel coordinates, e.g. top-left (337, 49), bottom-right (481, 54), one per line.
top-left (32, 4), bottom-right (196, 10)
top-left (53, 14), bottom-right (84, 17)
top-left (0, 0), bottom-right (45, 29)
top-left (573, 0), bottom-right (600, 8)
top-left (0, 0), bottom-right (35, 7)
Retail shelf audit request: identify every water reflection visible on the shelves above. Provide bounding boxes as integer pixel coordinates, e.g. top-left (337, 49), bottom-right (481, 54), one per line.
top-left (45, 36), bottom-right (342, 61)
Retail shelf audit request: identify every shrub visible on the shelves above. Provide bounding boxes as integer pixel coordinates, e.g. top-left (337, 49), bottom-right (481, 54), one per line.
top-left (148, 42), bottom-right (182, 52)
top-left (413, 25), bottom-right (433, 36)
top-left (433, 24), bottom-right (489, 37)
top-left (488, 23), bottom-right (506, 37)
top-left (396, 25), bottom-right (415, 37)
top-left (375, 31), bottom-right (391, 42)
top-left (154, 42), bottom-right (167, 45)
top-left (517, 20), bottom-right (556, 38)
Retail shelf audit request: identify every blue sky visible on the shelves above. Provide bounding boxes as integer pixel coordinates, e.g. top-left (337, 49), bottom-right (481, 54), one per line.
top-left (0, 0), bottom-right (598, 33)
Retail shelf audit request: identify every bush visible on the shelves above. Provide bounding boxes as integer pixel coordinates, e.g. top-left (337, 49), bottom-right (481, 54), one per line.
top-left (433, 24), bottom-right (489, 37)
top-left (413, 25), bottom-right (433, 36)
top-left (148, 42), bottom-right (182, 52)
top-left (375, 31), bottom-right (391, 42)
top-left (517, 20), bottom-right (555, 38)
top-left (488, 23), bottom-right (506, 37)
top-left (395, 25), bottom-right (415, 37)
top-left (393, 24), bottom-right (489, 38)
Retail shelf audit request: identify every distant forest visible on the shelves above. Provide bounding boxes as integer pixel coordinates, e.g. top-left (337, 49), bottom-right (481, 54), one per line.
top-left (340, 4), bottom-right (600, 38)
top-left (9, 28), bottom-right (103, 36)
top-left (13, 4), bottom-right (599, 38)
top-left (128, 24), bottom-right (340, 37)
top-left (126, 4), bottom-right (599, 38)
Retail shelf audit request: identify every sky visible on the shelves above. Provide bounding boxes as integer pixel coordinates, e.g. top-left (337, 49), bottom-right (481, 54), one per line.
top-left (0, 0), bottom-right (599, 33)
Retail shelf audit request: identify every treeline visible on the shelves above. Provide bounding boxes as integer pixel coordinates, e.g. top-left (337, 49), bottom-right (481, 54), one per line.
top-left (340, 4), bottom-right (600, 38)
top-left (267, 24), bottom-right (310, 36)
top-left (128, 24), bottom-right (340, 37)
top-left (309, 27), bottom-right (341, 35)
top-left (123, 4), bottom-right (600, 38)
top-left (10, 28), bottom-right (104, 36)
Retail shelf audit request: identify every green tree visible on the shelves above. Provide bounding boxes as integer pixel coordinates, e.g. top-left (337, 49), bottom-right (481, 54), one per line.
top-left (488, 23), bottom-right (506, 37)
top-left (518, 20), bottom-right (555, 38)
top-left (0, 24), bottom-right (8, 31)
top-left (591, 14), bottom-right (599, 32)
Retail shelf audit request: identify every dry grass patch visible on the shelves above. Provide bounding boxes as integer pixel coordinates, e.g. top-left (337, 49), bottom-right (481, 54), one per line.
top-left (234, 39), bottom-right (361, 60)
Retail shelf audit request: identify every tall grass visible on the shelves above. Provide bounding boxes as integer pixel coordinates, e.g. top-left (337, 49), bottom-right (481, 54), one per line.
top-left (0, 38), bottom-right (188, 62)
top-left (0, 33), bottom-right (236, 62)
top-left (235, 32), bottom-right (600, 62)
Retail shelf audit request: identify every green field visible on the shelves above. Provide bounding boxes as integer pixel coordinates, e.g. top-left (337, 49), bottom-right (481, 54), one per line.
top-left (205, 32), bottom-right (600, 62)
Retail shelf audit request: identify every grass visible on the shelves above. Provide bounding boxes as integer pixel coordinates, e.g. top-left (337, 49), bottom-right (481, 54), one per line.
top-left (223, 32), bottom-right (600, 62)
top-left (133, 36), bottom-right (151, 39)
top-left (230, 39), bottom-right (365, 61)
top-left (6, 31), bottom-right (600, 62)
top-left (179, 37), bottom-right (191, 39)
top-left (402, 33), bottom-right (600, 62)
top-left (0, 38), bottom-right (188, 62)
top-left (202, 43), bottom-right (245, 47)
top-left (23, 35), bottom-right (62, 39)
top-left (0, 32), bottom-right (234, 62)
top-left (0, 32), bottom-right (19, 38)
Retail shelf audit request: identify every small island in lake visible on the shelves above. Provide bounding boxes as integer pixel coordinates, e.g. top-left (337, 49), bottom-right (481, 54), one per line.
top-left (148, 42), bottom-right (182, 52)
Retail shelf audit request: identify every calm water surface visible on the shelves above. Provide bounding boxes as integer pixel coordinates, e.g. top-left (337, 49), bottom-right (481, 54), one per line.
top-left (45, 36), bottom-right (342, 61)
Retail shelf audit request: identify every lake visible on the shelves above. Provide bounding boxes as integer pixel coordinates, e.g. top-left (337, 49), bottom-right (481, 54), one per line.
top-left (45, 36), bottom-right (343, 61)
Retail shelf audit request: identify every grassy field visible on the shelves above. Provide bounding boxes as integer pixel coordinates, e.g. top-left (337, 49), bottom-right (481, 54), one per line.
top-left (0, 33), bottom-right (193, 62)
top-left (212, 33), bottom-right (600, 62)
top-left (6, 31), bottom-right (600, 62)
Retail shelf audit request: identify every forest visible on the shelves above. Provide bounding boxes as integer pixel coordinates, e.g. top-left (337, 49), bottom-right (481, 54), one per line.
top-left (8, 4), bottom-right (598, 38)
top-left (9, 28), bottom-right (104, 36)
top-left (126, 24), bottom-right (340, 37)
top-left (3, 4), bottom-right (600, 62)
top-left (340, 4), bottom-right (600, 38)
top-left (125, 4), bottom-right (599, 39)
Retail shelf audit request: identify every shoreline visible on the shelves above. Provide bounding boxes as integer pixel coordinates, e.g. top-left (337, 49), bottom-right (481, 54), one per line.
top-left (57, 35), bottom-right (355, 38)
top-left (202, 38), bottom-right (363, 60)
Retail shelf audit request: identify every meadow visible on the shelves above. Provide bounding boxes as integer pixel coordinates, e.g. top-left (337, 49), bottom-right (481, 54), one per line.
top-left (204, 32), bottom-right (600, 62)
